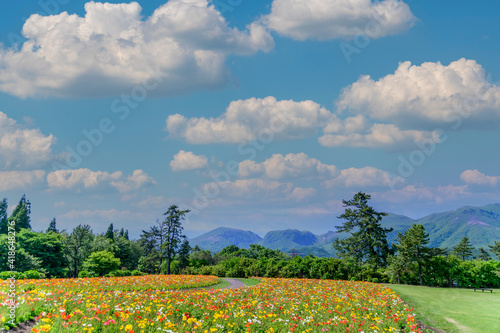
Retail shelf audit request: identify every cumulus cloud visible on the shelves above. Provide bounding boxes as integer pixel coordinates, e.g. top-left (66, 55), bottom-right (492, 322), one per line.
top-left (264, 0), bottom-right (416, 41)
top-left (60, 209), bottom-right (143, 221)
top-left (0, 170), bottom-right (46, 191)
top-left (167, 96), bottom-right (331, 144)
top-left (319, 116), bottom-right (442, 148)
top-left (167, 96), bottom-right (440, 149)
top-left (460, 169), bottom-right (500, 186)
top-left (170, 150), bottom-right (208, 171)
top-left (111, 169), bottom-right (157, 193)
top-left (47, 168), bottom-right (156, 193)
top-left (326, 166), bottom-right (404, 188)
top-left (239, 153), bottom-right (338, 179)
top-left (0, 111), bottom-right (55, 169)
top-left (337, 59), bottom-right (500, 129)
top-left (373, 185), bottom-right (470, 203)
top-left (0, 0), bottom-right (274, 98)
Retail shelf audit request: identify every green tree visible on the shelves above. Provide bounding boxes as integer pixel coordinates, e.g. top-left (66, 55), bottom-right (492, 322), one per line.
top-left (488, 241), bottom-right (500, 260)
top-left (65, 225), bottom-right (94, 277)
top-left (477, 248), bottom-right (492, 261)
top-left (161, 205), bottom-right (190, 275)
top-left (105, 223), bottom-right (114, 241)
top-left (46, 218), bottom-right (59, 233)
top-left (18, 229), bottom-right (66, 277)
top-left (177, 239), bottom-right (191, 271)
top-left (333, 192), bottom-right (392, 267)
top-left (0, 198), bottom-right (8, 234)
top-left (0, 234), bottom-right (42, 272)
top-left (8, 195), bottom-right (31, 232)
top-left (393, 224), bottom-right (431, 286)
top-left (452, 237), bottom-right (474, 260)
top-left (386, 254), bottom-right (407, 284)
top-left (83, 250), bottom-right (121, 276)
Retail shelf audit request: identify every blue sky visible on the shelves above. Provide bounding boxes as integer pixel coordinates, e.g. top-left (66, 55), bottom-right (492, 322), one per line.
top-left (0, 0), bottom-right (499, 238)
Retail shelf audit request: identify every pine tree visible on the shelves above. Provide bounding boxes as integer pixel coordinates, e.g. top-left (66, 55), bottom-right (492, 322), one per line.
top-left (488, 241), bottom-right (500, 260)
top-left (0, 198), bottom-right (8, 234)
top-left (8, 195), bottom-right (31, 232)
top-left (333, 192), bottom-right (392, 267)
top-left (452, 237), bottom-right (474, 260)
top-left (478, 248), bottom-right (492, 261)
top-left (124, 230), bottom-right (129, 240)
top-left (47, 218), bottom-right (59, 233)
top-left (105, 223), bottom-right (114, 241)
top-left (177, 239), bottom-right (191, 271)
top-left (161, 205), bottom-right (190, 275)
top-left (393, 224), bottom-right (431, 286)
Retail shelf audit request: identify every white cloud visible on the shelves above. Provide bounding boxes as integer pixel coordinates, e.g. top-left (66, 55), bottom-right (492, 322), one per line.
top-left (264, 0), bottom-right (416, 41)
top-left (319, 117), bottom-right (442, 148)
top-left (0, 0), bottom-right (274, 98)
top-left (326, 166), bottom-right (404, 188)
top-left (373, 185), bottom-right (470, 203)
top-left (47, 168), bottom-right (156, 193)
top-left (0, 111), bottom-right (55, 169)
top-left (239, 153), bottom-right (338, 179)
top-left (111, 169), bottom-right (157, 193)
top-left (289, 187), bottom-right (316, 201)
top-left (460, 169), bottom-right (500, 186)
top-left (337, 59), bottom-right (500, 129)
top-left (166, 96), bottom-right (332, 144)
top-left (0, 170), bottom-right (46, 191)
top-left (170, 150), bottom-right (208, 171)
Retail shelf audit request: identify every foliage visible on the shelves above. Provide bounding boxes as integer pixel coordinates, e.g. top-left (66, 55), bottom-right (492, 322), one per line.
top-left (392, 224), bottom-right (432, 285)
top-left (333, 192), bottom-right (392, 267)
top-left (46, 218), bottom-right (58, 233)
top-left (452, 236), bottom-right (474, 260)
top-left (489, 240), bottom-right (500, 260)
top-left (82, 250), bottom-right (121, 277)
top-left (7, 195), bottom-right (31, 232)
top-left (17, 229), bottom-right (66, 277)
top-left (161, 205), bottom-right (190, 275)
top-left (64, 224), bottom-right (94, 277)
top-left (0, 198), bottom-right (8, 234)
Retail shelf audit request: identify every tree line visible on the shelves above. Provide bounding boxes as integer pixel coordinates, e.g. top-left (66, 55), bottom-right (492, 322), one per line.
top-left (1, 193), bottom-right (499, 288)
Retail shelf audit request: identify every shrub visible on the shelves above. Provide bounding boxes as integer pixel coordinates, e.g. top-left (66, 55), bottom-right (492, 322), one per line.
top-left (372, 278), bottom-right (379, 283)
top-left (83, 250), bottom-right (121, 277)
top-left (24, 270), bottom-right (41, 279)
top-left (131, 270), bottom-right (143, 276)
top-left (78, 271), bottom-right (91, 278)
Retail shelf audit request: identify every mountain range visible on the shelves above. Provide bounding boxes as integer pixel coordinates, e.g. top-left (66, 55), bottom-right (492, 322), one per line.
top-left (189, 203), bottom-right (500, 257)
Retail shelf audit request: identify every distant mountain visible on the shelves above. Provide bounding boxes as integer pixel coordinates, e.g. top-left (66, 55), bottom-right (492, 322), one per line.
top-left (261, 229), bottom-right (318, 251)
top-left (189, 203), bottom-right (500, 256)
top-left (417, 203), bottom-right (500, 249)
top-left (189, 227), bottom-right (262, 252)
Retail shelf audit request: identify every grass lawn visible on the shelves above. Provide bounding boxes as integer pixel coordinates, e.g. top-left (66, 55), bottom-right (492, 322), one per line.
top-left (386, 284), bottom-right (500, 333)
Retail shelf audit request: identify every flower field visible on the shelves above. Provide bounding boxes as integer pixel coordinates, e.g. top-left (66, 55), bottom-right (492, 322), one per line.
top-left (1, 276), bottom-right (423, 333)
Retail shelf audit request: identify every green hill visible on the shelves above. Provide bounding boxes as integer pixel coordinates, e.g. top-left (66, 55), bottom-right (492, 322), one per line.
top-left (189, 203), bottom-right (500, 256)
top-left (261, 229), bottom-right (318, 251)
top-left (189, 227), bottom-right (262, 252)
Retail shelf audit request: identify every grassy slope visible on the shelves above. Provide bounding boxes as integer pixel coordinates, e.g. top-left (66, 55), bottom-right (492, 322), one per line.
top-left (386, 284), bottom-right (500, 333)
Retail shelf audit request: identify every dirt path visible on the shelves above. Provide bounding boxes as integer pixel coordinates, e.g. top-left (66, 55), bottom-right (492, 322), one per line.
top-left (221, 278), bottom-right (246, 289)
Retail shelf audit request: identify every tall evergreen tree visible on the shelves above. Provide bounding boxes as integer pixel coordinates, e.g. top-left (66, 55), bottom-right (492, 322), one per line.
top-left (65, 224), bottom-right (94, 277)
top-left (105, 223), bottom-right (114, 241)
top-left (488, 241), bottom-right (500, 260)
top-left (0, 198), bottom-right (8, 234)
top-left (393, 224), bottom-right (431, 286)
top-left (452, 237), bottom-right (474, 260)
top-left (333, 192), bottom-right (392, 267)
top-left (8, 195), bottom-right (31, 232)
top-left (177, 239), bottom-right (191, 271)
top-left (478, 248), bottom-right (492, 261)
top-left (124, 230), bottom-right (129, 240)
top-left (47, 218), bottom-right (59, 233)
top-left (161, 205), bottom-right (190, 275)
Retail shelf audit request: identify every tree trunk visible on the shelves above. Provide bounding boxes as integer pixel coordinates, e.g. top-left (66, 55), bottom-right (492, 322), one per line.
top-left (167, 255), bottom-right (171, 275)
top-left (397, 272), bottom-right (401, 284)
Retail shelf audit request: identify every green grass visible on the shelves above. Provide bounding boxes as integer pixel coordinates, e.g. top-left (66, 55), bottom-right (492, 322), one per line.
top-left (386, 284), bottom-right (500, 333)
